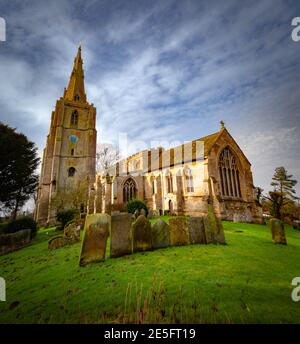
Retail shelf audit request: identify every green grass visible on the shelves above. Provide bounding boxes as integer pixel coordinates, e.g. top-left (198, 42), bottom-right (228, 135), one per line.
top-left (0, 220), bottom-right (300, 323)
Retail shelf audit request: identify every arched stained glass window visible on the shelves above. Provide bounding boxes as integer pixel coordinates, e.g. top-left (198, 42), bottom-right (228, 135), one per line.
top-left (218, 147), bottom-right (241, 198)
top-left (123, 178), bottom-right (137, 202)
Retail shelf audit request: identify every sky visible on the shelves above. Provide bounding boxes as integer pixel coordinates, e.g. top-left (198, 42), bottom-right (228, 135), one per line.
top-left (0, 0), bottom-right (300, 197)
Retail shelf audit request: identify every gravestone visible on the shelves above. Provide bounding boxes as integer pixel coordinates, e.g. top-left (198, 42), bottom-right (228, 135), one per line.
top-left (169, 217), bottom-right (190, 246)
top-left (110, 213), bottom-right (133, 258)
top-left (187, 217), bottom-right (206, 244)
top-left (270, 218), bottom-right (287, 245)
top-left (151, 219), bottom-right (170, 249)
top-left (133, 209), bottom-right (139, 220)
top-left (132, 215), bottom-right (152, 252)
top-left (48, 236), bottom-right (68, 250)
top-left (48, 221), bottom-right (81, 250)
top-left (140, 208), bottom-right (147, 217)
top-left (233, 213), bottom-right (240, 223)
top-left (64, 222), bottom-right (80, 243)
top-left (203, 204), bottom-right (226, 245)
top-left (79, 214), bottom-right (110, 266)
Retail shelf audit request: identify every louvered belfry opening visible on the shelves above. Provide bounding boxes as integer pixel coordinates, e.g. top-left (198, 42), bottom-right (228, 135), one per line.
top-left (218, 147), bottom-right (241, 198)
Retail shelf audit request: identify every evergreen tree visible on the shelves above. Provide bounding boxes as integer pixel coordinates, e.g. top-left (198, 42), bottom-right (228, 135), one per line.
top-left (266, 167), bottom-right (298, 219)
top-left (0, 122), bottom-right (40, 219)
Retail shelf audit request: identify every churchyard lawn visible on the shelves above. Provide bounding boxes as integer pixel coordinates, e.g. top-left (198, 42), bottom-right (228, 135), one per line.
top-left (0, 219), bottom-right (300, 323)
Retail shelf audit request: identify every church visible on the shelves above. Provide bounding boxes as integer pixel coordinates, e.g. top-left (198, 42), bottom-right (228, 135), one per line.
top-left (35, 47), bottom-right (263, 225)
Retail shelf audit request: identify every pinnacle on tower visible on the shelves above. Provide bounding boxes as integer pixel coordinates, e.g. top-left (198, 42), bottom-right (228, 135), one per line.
top-left (64, 46), bottom-right (87, 103)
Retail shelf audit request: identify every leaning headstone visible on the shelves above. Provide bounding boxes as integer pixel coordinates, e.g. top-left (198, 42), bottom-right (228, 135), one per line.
top-left (270, 218), bottom-right (287, 245)
top-left (169, 217), bottom-right (190, 246)
top-left (64, 222), bottom-right (80, 243)
top-left (79, 214), bottom-right (110, 266)
top-left (111, 213), bottom-right (133, 258)
top-left (187, 217), bottom-right (206, 244)
top-left (203, 204), bottom-right (226, 245)
top-left (132, 215), bottom-right (152, 252)
top-left (151, 219), bottom-right (170, 249)
top-left (48, 236), bottom-right (68, 250)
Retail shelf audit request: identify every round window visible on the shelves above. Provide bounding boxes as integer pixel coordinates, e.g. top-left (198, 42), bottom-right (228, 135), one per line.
top-left (69, 135), bottom-right (78, 143)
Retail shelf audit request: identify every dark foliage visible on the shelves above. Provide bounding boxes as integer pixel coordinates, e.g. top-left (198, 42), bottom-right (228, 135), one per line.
top-left (126, 199), bottom-right (148, 216)
top-left (0, 122), bottom-right (40, 219)
top-left (5, 217), bottom-right (37, 238)
top-left (56, 209), bottom-right (76, 229)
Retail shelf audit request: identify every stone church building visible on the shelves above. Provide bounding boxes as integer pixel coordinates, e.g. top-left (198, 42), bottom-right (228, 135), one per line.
top-left (35, 48), bottom-right (263, 225)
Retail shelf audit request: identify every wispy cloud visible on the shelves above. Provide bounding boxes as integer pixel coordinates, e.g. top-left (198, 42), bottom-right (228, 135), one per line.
top-left (0, 0), bottom-right (299, 195)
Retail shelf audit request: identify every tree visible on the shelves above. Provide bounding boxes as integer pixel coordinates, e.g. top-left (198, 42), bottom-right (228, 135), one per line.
top-left (0, 122), bottom-right (40, 219)
top-left (96, 143), bottom-right (120, 175)
top-left (265, 167), bottom-right (298, 219)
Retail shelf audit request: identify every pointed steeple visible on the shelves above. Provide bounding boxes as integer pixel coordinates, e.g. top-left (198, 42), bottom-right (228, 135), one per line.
top-left (64, 46), bottom-right (87, 103)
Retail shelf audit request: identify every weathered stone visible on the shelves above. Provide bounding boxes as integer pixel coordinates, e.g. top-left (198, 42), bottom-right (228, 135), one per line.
top-left (169, 217), bottom-right (190, 246)
top-left (132, 215), bottom-right (152, 252)
top-left (203, 204), bottom-right (226, 245)
top-left (187, 217), bottom-right (206, 244)
top-left (133, 209), bottom-right (139, 220)
top-left (0, 229), bottom-right (31, 256)
top-left (79, 214), bottom-right (110, 266)
top-left (111, 213), bottom-right (133, 258)
top-left (64, 222), bottom-right (80, 243)
top-left (151, 219), bottom-right (170, 249)
top-left (48, 221), bottom-right (81, 250)
top-left (270, 218), bottom-right (287, 245)
top-left (233, 213), bottom-right (240, 223)
top-left (48, 236), bottom-right (68, 250)
top-left (140, 208), bottom-right (147, 217)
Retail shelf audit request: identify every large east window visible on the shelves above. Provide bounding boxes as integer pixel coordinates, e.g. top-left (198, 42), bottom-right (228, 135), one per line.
top-left (218, 147), bottom-right (241, 198)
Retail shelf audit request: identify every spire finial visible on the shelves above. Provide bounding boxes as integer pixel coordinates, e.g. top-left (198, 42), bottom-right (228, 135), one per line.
top-left (220, 120), bottom-right (225, 130)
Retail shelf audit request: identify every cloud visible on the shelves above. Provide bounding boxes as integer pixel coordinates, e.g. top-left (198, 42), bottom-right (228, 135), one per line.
top-left (0, 0), bottom-right (300, 199)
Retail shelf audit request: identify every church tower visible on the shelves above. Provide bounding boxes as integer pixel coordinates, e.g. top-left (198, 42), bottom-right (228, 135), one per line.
top-left (35, 47), bottom-right (97, 225)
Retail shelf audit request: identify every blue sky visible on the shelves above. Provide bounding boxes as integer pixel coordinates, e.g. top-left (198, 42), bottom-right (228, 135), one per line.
top-left (0, 0), bottom-right (300, 195)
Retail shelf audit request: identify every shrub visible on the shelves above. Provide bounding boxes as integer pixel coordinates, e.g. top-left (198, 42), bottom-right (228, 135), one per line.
top-left (5, 217), bottom-right (37, 238)
top-left (56, 209), bottom-right (76, 229)
top-left (126, 199), bottom-right (148, 216)
top-left (0, 222), bottom-right (8, 235)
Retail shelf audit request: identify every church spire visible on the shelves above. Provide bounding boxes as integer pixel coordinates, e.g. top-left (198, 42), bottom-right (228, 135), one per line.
top-left (64, 46), bottom-right (87, 103)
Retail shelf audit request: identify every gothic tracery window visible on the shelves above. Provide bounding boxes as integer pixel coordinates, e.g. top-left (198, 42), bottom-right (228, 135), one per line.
top-left (185, 168), bottom-right (194, 193)
top-left (218, 147), bottom-right (242, 198)
top-left (70, 110), bottom-right (78, 126)
top-left (123, 178), bottom-right (137, 203)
